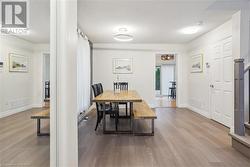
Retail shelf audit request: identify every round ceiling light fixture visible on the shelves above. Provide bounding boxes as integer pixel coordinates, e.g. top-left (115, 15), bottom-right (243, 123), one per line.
top-left (113, 34), bottom-right (134, 42)
top-left (180, 21), bottom-right (203, 35)
top-left (118, 27), bottom-right (128, 33)
top-left (180, 26), bottom-right (201, 34)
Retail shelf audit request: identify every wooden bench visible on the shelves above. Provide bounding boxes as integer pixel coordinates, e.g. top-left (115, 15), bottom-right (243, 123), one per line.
top-left (31, 109), bottom-right (50, 136)
top-left (133, 101), bottom-right (157, 136)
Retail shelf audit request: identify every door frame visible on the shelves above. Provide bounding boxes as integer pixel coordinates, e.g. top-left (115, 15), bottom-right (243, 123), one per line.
top-left (154, 53), bottom-right (179, 106)
top-left (209, 36), bottom-right (233, 127)
top-left (160, 64), bottom-right (175, 96)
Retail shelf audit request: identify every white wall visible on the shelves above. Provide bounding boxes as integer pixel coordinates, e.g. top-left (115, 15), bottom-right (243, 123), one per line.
top-left (93, 43), bottom-right (187, 107)
top-left (0, 35), bottom-right (49, 118)
top-left (185, 20), bottom-right (232, 118)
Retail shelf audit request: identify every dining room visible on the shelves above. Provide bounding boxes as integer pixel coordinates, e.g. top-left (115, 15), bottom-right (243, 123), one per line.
top-left (77, 42), bottom-right (250, 167)
top-left (75, 0), bottom-right (250, 166)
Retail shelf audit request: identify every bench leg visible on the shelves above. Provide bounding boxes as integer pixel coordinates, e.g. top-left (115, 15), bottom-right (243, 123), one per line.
top-left (130, 102), bottom-right (133, 131)
top-left (37, 119), bottom-right (50, 136)
top-left (37, 118), bottom-right (41, 136)
top-left (151, 119), bottom-right (154, 135)
top-left (133, 119), bottom-right (155, 136)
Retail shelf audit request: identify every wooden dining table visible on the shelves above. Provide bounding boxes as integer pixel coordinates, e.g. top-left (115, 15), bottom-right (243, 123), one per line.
top-left (92, 90), bottom-right (143, 134)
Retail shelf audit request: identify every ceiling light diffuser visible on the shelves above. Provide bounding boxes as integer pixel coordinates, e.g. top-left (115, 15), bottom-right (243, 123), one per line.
top-left (118, 27), bottom-right (128, 33)
top-left (180, 26), bottom-right (201, 35)
top-left (113, 34), bottom-right (133, 42)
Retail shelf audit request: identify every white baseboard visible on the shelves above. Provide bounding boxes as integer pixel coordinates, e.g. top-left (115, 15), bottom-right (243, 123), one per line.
top-left (177, 103), bottom-right (188, 108)
top-left (32, 103), bottom-right (43, 108)
top-left (0, 104), bottom-right (34, 118)
top-left (186, 105), bottom-right (210, 119)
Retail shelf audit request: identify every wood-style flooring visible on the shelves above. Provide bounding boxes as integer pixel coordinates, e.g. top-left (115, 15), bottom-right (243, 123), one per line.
top-left (0, 108), bottom-right (50, 167)
top-left (1, 107), bottom-right (250, 167)
top-left (154, 97), bottom-right (176, 108)
top-left (78, 107), bottom-right (250, 167)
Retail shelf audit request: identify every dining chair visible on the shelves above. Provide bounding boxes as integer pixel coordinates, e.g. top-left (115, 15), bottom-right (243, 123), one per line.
top-left (92, 84), bottom-right (119, 131)
top-left (169, 87), bottom-right (176, 99)
top-left (97, 83), bottom-right (103, 93)
top-left (113, 82), bottom-right (129, 116)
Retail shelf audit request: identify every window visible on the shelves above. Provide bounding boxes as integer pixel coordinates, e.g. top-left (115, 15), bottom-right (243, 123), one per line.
top-left (155, 66), bottom-right (161, 91)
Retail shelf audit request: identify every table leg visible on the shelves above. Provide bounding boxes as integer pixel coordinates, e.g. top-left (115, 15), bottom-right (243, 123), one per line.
top-left (130, 102), bottom-right (133, 132)
top-left (103, 104), bottom-right (106, 133)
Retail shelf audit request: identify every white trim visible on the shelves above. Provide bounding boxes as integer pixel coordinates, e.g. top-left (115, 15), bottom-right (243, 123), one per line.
top-left (50, 0), bottom-right (57, 166)
top-left (93, 43), bottom-right (186, 52)
top-left (32, 103), bottom-right (43, 108)
top-left (50, 0), bottom-right (78, 166)
top-left (177, 103), bottom-right (188, 108)
top-left (0, 104), bottom-right (33, 118)
top-left (187, 105), bottom-right (211, 119)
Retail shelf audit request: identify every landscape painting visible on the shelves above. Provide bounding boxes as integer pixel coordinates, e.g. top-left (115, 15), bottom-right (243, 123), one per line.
top-left (9, 53), bottom-right (28, 72)
top-left (0, 61), bottom-right (3, 72)
top-left (113, 58), bottom-right (133, 74)
top-left (191, 54), bottom-right (203, 73)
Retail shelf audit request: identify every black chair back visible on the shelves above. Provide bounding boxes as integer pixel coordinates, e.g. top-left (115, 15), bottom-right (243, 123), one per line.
top-left (119, 82), bottom-right (128, 90)
top-left (97, 83), bottom-right (103, 93)
top-left (92, 84), bottom-right (100, 97)
top-left (113, 82), bottom-right (128, 91)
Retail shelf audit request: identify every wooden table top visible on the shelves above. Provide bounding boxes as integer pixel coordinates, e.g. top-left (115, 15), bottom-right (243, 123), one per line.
top-left (31, 109), bottom-right (50, 119)
top-left (92, 90), bottom-right (143, 102)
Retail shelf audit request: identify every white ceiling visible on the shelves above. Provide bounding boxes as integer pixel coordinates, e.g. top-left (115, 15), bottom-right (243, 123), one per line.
top-left (16, 0), bottom-right (249, 44)
top-left (78, 0), bottom-right (249, 43)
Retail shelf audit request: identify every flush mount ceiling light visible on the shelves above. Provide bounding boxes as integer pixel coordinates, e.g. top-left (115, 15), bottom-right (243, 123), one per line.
top-left (113, 34), bottom-right (134, 42)
top-left (113, 26), bottom-right (135, 42)
top-left (180, 26), bottom-right (201, 34)
top-left (118, 27), bottom-right (128, 33)
top-left (180, 22), bottom-right (203, 35)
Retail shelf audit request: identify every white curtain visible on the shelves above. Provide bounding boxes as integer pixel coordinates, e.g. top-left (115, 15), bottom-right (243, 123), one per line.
top-left (77, 34), bottom-right (91, 115)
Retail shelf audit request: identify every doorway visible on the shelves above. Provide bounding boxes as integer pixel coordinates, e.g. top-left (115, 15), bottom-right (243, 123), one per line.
top-left (43, 53), bottom-right (50, 107)
top-left (154, 54), bottom-right (176, 108)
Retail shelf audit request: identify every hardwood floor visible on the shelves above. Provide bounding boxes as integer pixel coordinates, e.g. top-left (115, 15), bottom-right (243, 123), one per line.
top-left (1, 107), bottom-right (250, 167)
top-left (78, 107), bottom-right (250, 167)
top-left (154, 96), bottom-right (176, 108)
top-left (0, 108), bottom-right (50, 167)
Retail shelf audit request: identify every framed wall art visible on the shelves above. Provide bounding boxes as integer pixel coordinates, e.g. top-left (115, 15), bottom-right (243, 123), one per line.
top-left (9, 53), bottom-right (28, 72)
top-left (113, 58), bottom-right (133, 74)
top-left (191, 54), bottom-right (203, 73)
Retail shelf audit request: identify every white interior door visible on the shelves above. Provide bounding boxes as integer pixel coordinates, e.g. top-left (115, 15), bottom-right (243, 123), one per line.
top-left (210, 37), bottom-right (233, 127)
